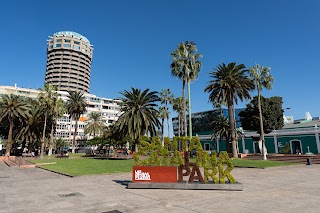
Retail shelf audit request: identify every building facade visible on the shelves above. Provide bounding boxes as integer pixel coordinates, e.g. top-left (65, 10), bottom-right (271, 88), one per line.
top-left (0, 85), bottom-right (121, 147)
top-left (187, 109), bottom-right (320, 154)
top-left (172, 108), bottom-right (244, 136)
top-left (45, 31), bottom-right (93, 93)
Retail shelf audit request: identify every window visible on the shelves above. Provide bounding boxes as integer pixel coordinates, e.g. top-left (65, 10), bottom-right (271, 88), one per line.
top-left (56, 39), bottom-right (62, 43)
top-left (74, 41), bottom-right (80, 45)
top-left (55, 44), bottom-right (61, 48)
top-left (64, 39), bottom-right (71, 43)
top-left (64, 44), bottom-right (71, 48)
top-left (50, 45), bottom-right (53, 49)
top-left (73, 45), bottom-right (80, 50)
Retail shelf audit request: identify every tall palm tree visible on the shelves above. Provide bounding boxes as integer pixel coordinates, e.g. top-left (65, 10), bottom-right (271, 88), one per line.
top-left (171, 41), bottom-right (202, 139)
top-left (116, 88), bottom-right (161, 151)
top-left (159, 89), bottom-right (174, 138)
top-left (211, 116), bottom-right (231, 153)
top-left (65, 91), bottom-right (87, 153)
top-left (38, 84), bottom-right (59, 158)
top-left (0, 95), bottom-right (30, 156)
top-left (249, 64), bottom-right (274, 160)
top-left (84, 112), bottom-right (106, 137)
top-left (158, 106), bottom-right (168, 147)
top-left (204, 62), bottom-right (254, 158)
top-left (48, 97), bottom-right (65, 156)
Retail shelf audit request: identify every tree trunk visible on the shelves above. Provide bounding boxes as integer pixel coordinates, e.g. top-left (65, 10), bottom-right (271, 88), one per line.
top-left (48, 120), bottom-right (55, 156)
top-left (145, 123), bottom-right (148, 136)
top-left (135, 140), bottom-right (139, 153)
top-left (72, 118), bottom-right (78, 154)
top-left (258, 89), bottom-right (267, 160)
top-left (40, 110), bottom-right (48, 158)
top-left (227, 98), bottom-right (238, 158)
top-left (5, 119), bottom-right (14, 156)
top-left (161, 118), bottom-right (164, 147)
top-left (183, 79), bottom-right (190, 152)
top-left (166, 113), bottom-right (170, 139)
top-left (178, 114), bottom-right (181, 137)
top-left (28, 136), bottom-right (33, 154)
top-left (225, 132), bottom-right (231, 153)
top-left (182, 80), bottom-right (187, 137)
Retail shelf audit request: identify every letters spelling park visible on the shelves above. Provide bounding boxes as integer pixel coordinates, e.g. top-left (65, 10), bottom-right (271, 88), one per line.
top-left (133, 136), bottom-right (236, 183)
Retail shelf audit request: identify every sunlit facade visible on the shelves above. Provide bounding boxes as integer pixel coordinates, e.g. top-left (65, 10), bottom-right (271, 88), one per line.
top-left (0, 85), bottom-right (121, 147)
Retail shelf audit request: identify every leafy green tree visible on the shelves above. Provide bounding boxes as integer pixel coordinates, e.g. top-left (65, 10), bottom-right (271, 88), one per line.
top-left (204, 63), bottom-right (254, 158)
top-left (249, 64), bottom-right (274, 160)
top-left (0, 95), bottom-right (30, 156)
top-left (116, 88), bottom-right (161, 151)
top-left (159, 89), bottom-right (174, 138)
top-left (65, 91), bottom-right (88, 153)
top-left (84, 112), bottom-right (106, 137)
top-left (239, 96), bottom-right (284, 133)
top-left (171, 41), bottom-right (202, 138)
top-left (38, 84), bottom-right (59, 158)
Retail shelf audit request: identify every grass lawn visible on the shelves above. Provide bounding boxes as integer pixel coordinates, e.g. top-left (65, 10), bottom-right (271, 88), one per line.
top-left (30, 158), bottom-right (135, 176)
top-left (30, 156), bottom-right (297, 176)
top-left (231, 158), bottom-right (297, 168)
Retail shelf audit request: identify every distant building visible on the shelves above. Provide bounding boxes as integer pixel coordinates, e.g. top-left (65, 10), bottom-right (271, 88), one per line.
top-left (45, 31), bottom-right (93, 93)
top-left (197, 111), bottom-right (320, 154)
top-left (0, 85), bottom-right (121, 147)
top-left (172, 108), bottom-right (244, 136)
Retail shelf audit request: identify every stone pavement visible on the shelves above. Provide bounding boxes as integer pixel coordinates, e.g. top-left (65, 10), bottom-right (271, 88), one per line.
top-left (0, 162), bottom-right (319, 213)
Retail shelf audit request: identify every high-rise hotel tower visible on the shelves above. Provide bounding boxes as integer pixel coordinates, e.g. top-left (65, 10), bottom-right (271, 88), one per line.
top-left (45, 31), bottom-right (93, 93)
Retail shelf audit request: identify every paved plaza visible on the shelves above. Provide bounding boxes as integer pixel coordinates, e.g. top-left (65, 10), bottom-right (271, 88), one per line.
top-left (0, 162), bottom-right (319, 213)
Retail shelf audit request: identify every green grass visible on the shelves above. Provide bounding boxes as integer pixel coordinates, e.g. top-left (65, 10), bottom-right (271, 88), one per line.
top-left (36, 153), bottom-right (86, 160)
top-left (30, 156), bottom-right (297, 176)
top-left (231, 158), bottom-right (297, 168)
top-left (30, 158), bottom-right (135, 176)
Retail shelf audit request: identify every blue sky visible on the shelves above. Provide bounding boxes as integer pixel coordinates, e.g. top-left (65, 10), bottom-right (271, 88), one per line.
top-left (1, 0), bottom-right (320, 134)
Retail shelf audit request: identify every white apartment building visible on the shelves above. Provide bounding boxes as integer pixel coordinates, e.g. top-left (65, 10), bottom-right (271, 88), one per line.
top-left (0, 85), bottom-right (121, 147)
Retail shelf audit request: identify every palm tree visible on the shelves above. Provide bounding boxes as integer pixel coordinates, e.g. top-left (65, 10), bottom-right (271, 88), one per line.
top-left (171, 41), bottom-right (202, 139)
top-left (159, 89), bottom-right (174, 138)
top-left (204, 62), bottom-right (254, 158)
top-left (65, 91), bottom-right (87, 153)
top-left (172, 97), bottom-right (189, 137)
top-left (38, 84), bottom-right (59, 158)
top-left (55, 137), bottom-right (67, 154)
top-left (211, 116), bottom-right (231, 153)
top-left (116, 88), bottom-right (161, 151)
top-left (0, 95), bottom-right (30, 156)
top-left (17, 101), bottom-right (43, 153)
top-left (158, 106), bottom-right (168, 147)
top-left (249, 64), bottom-right (274, 160)
top-left (84, 112), bottom-right (106, 137)
top-left (48, 97), bottom-right (65, 156)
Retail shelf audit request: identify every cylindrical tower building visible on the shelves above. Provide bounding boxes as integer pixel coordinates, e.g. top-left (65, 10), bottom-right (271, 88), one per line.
top-left (45, 31), bottom-right (93, 93)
